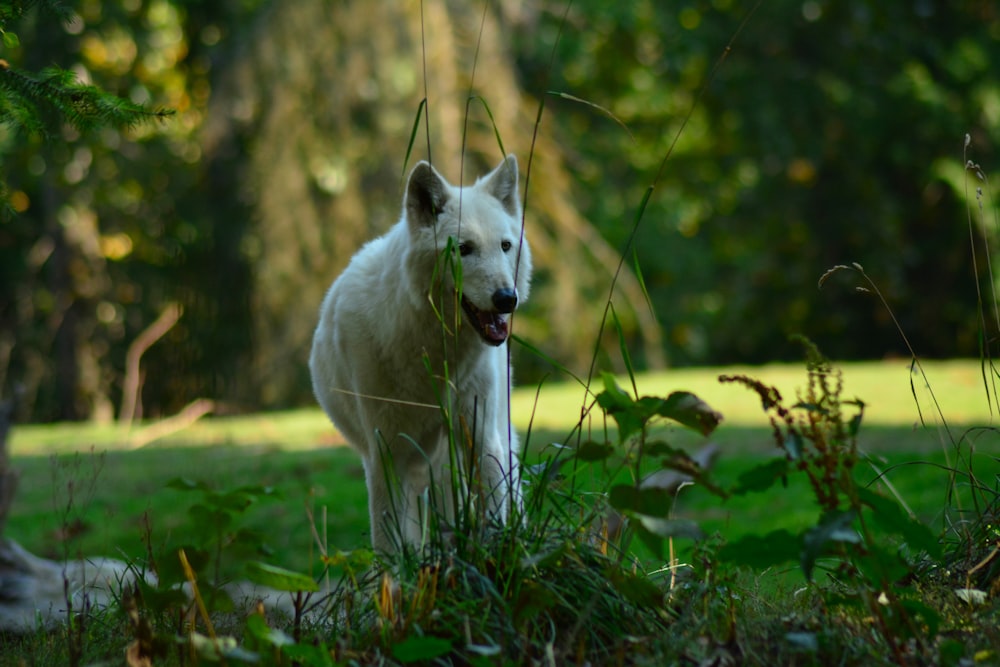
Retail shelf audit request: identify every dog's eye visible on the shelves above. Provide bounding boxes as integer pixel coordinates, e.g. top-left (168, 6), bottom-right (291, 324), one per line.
top-left (501, 240), bottom-right (512, 252)
top-left (458, 242), bottom-right (473, 257)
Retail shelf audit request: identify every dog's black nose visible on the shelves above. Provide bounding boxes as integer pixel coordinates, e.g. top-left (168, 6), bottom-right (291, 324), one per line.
top-left (492, 288), bottom-right (518, 314)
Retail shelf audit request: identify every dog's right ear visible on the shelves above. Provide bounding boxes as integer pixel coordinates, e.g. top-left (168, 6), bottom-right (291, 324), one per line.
top-left (406, 162), bottom-right (450, 228)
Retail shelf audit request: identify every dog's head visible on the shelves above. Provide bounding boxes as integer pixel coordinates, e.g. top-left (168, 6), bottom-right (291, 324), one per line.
top-left (404, 155), bottom-right (532, 346)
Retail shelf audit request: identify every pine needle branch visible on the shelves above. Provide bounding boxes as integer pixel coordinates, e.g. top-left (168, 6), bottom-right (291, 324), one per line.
top-left (0, 62), bottom-right (174, 136)
top-left (0, 1), bottom-right (73, 30)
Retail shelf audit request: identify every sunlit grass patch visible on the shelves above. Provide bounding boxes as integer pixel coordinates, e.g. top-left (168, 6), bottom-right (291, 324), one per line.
top-left (515, 359), bottom-right (994, 434)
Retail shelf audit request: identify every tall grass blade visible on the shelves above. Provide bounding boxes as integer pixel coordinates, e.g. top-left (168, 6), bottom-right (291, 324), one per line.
top-left (402, 98), bottom-right (428, 178)
top-left (468, 95), bottom-right (507, 159)
top-left (908, 358), bottom-right (926, 427)
top-left (632, 245), bottom-right (656, 322)
top-left (548, 90), bottom-right (634, 142)
top-left (510, 334), bottom-right (586, 389)
top-left (609, 302), bottom-right (638, 398)
top-left (418, 0), bottom-right (432, 165)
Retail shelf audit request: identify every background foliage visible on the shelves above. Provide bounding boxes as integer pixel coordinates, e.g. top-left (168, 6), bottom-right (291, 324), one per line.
top-left (2, 0), bottom-right (999, 421)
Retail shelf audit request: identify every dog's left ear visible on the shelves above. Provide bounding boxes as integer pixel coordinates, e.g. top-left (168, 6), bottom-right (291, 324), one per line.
top-left (482, 154), bottom-right (519, 217)
top-left (406, 161), bottom-right (450, 229)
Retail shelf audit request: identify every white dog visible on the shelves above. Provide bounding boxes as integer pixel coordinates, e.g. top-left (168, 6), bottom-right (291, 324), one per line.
top-left (309, 155), bottom-right (532, 553)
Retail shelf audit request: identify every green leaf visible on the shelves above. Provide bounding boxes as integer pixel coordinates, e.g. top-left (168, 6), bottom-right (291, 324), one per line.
top-left (597, 372), bottom-right (632, 405)
top-left (2, 31), bottom-right (20, 49)
top-left (608, 485), bottom-right (640, 513)
top-left (321, 548), bottom-right (375, 573)
top-left (633, 395), bottom-right (664, 420)
top-left (635, 515), bottom-right (703, 540)
top-left (245, 561), bottom-right (319, 592)
top-left (717, 530), bottom-right (800, 569)
top-left (856, 486), bottom-right (941, 558)
top-left (188, 503), bottom-right (233, 533)
top-left (634, 520), bottom-right (665, 559)
top-left (520, 541), bottom-right (571, 569)
top-left (392, 636), bottom-right (453, 663)
top-left (205, 485), bottom-right (278, 513)
top-left (732, 459), bottom-right (789, 495)
top-left (204, 491), bottom-right (255, 513)
top-left (938, 638), bottom-right (966, 667)
top-left (188, 633), bottom-right (259, 663)
top-left (282, 643), bottom-right (334, 666)
top-left (609, 484), bottom-right (673, 517)
top-left (199, 583), bottom-right (236, 613)
top-left (846, 409), bottom-right (864, 437)
top-left (136, 576), bottom-right (190, 613)
top-left (595, 374), bottom-right (644, 442)
top-left (574, 440), bottom-right (616, 462)
top-left (157, 546), bottom-right (211, 586)
top-left (604, 567), bottom-right (663, 607)
top-left (898, 597), bottom-right (940, 638)
top-left (654, 391), bottom-right (722, 436)
top-left (512, 580), bottom-right (557, 625)
top-left (245, 614), bottom-right (295, 648)
top-left (166, 477), bottom-right (210, 491)
top-left (854, 543), bottom-right (911, 587)
top-left (954, 588), bottom-right (987, 605)
top-left (802, 511), bottom-right (860, 580)
top-left (643, 440), bottom-right (687, 457)
top-left (641, 441), bottom-right (725, 496)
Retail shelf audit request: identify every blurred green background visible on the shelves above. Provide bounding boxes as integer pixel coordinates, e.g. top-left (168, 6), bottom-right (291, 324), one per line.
top-left (2, 0), bottom-right (998, 422)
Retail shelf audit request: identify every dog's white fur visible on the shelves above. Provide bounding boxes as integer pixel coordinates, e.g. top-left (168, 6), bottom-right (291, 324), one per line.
top-left (309, 155), bottom-right (531, 553)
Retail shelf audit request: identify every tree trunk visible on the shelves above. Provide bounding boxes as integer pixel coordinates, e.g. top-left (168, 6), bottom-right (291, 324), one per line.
top-left (203, 0), bottom-right (666, 408)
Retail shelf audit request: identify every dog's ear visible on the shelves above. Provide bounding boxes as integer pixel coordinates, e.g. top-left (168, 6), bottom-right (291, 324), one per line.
top-left (406, 162), bottom-right (449, 228)
top-left (482, 154), bottom-right (519, 217)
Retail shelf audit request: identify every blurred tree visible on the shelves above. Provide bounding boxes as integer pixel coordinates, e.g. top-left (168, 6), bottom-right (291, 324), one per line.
top-left (695, 0), bottom-right (1000, 363)
top-left (0, 1), bottom-right (170, 143)
top-left (202, 0), bottom-right (664, 408)
top-left (512, 0), bottom-right (1000, 365)
top-left (1, 0), bottom-right (662, 420)
top-left (3, 0), bottom-right (999, 421)
top-left (0, 0), bottom-right (178, 420)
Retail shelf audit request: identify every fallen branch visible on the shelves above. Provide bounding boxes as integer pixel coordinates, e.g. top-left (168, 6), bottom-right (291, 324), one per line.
top-left (119, 303), bottom-right (183, 427)
top-left (128, 398), bottom-right (216, 449)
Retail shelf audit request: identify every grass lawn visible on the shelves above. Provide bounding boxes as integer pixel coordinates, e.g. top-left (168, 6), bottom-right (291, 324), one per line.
top-left (4, 359), bottom-right (997, 575)
top-left (3, 358), bottom-right (999, 666)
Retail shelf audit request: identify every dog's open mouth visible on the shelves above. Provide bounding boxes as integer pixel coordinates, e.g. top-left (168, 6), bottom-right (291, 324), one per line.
top-left (461, 296), bottom-right (509, 346)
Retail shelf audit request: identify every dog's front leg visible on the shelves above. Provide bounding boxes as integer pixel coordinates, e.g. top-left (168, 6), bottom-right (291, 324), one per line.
top-left (363, 456), bottom-right (402, 554)
top-left (370, 453), bottom-right (447, 554)
top-left (478, 432), bottom-right (521, 524)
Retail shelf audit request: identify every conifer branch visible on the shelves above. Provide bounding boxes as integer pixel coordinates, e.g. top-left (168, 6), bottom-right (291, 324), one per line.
top-left (0, 1), bottom-right (73, 30)
top-left (0, 64), bottom-right (174, 136)
top-left (1, 0), bottom-right (173, 137)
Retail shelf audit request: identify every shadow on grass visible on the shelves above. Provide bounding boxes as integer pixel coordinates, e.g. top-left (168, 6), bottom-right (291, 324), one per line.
top-left (5, 445), bottom-right (368, 575)
top-left (6, 421), bottom-right (997, 579)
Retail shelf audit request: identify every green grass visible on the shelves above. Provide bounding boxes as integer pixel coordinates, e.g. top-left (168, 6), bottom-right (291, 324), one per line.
top-left (5, 359), bottom-right (995, 571)
top-left (516, 358), bottom-right (994, 437)
top-left (2, 359), bottom-right (999, 665)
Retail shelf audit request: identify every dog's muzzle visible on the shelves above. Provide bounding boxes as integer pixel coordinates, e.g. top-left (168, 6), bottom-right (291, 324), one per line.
top-left (462, 288), bottom-right (518, 346)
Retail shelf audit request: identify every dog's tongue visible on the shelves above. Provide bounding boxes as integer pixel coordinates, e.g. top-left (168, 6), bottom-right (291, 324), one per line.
top-left (481, 312), bottom-right (509, 344)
